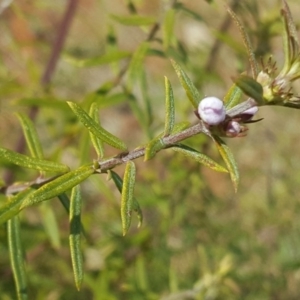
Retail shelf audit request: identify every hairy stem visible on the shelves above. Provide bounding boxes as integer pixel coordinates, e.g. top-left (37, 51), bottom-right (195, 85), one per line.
top-left (2, 122), bottom-right (209, 196)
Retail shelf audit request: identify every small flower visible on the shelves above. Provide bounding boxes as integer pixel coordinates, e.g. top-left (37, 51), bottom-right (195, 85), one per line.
top-left (198, 97), bottom-right (226, 125)
top-left (225, 120), bottom-right (241, 137)
top-left (240, 105), bottom-right (259, 121)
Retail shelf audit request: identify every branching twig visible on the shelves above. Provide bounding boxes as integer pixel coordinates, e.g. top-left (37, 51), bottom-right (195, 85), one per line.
top-left (2, 122), bottom-right (209, 196)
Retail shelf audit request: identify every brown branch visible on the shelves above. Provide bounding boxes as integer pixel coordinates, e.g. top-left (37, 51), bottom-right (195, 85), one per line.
top-left (2, 122), bottom-right (209, 196)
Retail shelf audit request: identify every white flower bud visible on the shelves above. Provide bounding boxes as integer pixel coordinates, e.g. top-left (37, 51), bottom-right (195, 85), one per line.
top-left (198, 97), bottom-right (226, 125)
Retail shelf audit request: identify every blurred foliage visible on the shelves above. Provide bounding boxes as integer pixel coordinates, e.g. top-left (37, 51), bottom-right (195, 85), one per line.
top-left (1, 0), bottom-right (300, 299)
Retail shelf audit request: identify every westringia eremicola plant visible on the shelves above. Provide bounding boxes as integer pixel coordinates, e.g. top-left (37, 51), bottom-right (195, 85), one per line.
top-left (0, 0), bottom-right (299, 297)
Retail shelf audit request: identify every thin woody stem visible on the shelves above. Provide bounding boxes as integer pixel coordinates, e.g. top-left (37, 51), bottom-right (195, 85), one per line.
top-left (2, 122), bottom-right (209, 196)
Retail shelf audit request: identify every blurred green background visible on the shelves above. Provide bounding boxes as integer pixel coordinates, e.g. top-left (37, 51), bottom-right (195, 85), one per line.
top-left (1, 0), bottom-right (300, 299)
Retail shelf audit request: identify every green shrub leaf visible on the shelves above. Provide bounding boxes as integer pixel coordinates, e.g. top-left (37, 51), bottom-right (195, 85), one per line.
top-left (64, 51), bottom-right (131, 67)
top-left (121, 161), bottom-right (136, 235)
top-left (7, 216), bottom-right (28, 300)
top-left (0, 147), bottom-right (69, 173)
top-left (213, 136), bottom-right (239, 192)
top-left (89, 103), bottom-right (104, 158)
top-left (223, 84), bottom-right (243, 109)
top-left (163, 9), bottom-right (176, 49)
top-left (110, 14), bottom-right (156, 26)
top-left (171, 59), bottom-right (201, 109)
top-left (163, 76), bottom-right (175, 136)
top-left (16, 113), bottom-right (44, 159)
top-left (69, 185), bottom-right (83, 291)
top-left (110, 170), bottom-right (143, 228)
top-left (171, 144), bottom-right (228, 173)
top-left (127, 42), bottom-right (149, 89)
top-left (20, 164), bottom-right (94, 209)
top-left (227, 7), bottom-right (258, 78)
top-left (0, 189), bottom-right (34, 225)
top-left (67, 101), bottom-right (127, 151)
top-left (144, 137), bottom-right (165, 161)
top-left (235, 75), bottom-right (264, 105)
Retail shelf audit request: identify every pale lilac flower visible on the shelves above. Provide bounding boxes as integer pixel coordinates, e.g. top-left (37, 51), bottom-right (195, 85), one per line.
top-left (226, 120), bottom-right (241, 137)
top-left (198, 97), bottom-right (226, 125)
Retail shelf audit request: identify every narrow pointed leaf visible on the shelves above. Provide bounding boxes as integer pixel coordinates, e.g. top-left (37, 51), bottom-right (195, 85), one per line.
top-left (227, 7), bottom-right (258, 78)
top-left (171, 59), bottom-right (200, 108)
top-left (127, 42), bottom-right (149, 89)
top-left (171, 121), bottom-right (190, 134)
top-left (16, 113), bottom-right (43, 159)
top-left (235, 75), bottom-right (264, 104)
top-left (40, 202), bottom-right (61, 249)
top-left (64, 51), bottom-right (131, 67)
top-left (171, 144), bottom-right (228, 173)
top-left (58, 193), bottom-right (88, 238)
top-left (67, 101), bottom-right (127, 151)
top-left (8, 216), bottom-right (28, 300)
top-left (213, 136), bottom-right (239, 192)
top-left (121, 161), bottom-right (136, 235)
top-left (223, 83), bottom-right (243, 109)
top-left (89, 103), bottom-right (104, 158)
top-left (20, 164), bottom-right (94, 209)
top-left (0, 147), bottom-right (69, 173)
top-left (0, 189), bottom-right (35, 225)
top-left (69, 185), bottom-right (83, 291)
top-left (110, 170), bottom-right (142, 228)
top-left (144, 137), bottom-right (165, 161)
top-left (281, 0), bottom-right (299, 74)
top-left (163, 76), bottom-right (175, 136)
top-left (163, 9), bottom-right (176, 49)
top-left (110, 14), bottom-right (156, 26)
top-left (15, 97), bottom-right (70, 111)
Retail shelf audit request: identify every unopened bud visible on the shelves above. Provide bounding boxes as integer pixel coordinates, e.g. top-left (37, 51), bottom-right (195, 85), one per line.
top-left (198, 97), bottom-right (226, 125)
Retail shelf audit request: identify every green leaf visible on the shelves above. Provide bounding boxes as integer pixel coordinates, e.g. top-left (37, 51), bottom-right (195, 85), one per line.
top-left (0, 147), bottom-right (69, 173)
top-left (227, 7), bottom-right (258, 78)
top-left (64, 51), bottom-right (131, 67)
top-left (8, 216), bottom-right (28, 300)
top-left (163, 9), bottom-right (176, 49)
top-left (213, 136), bottom-right (239, 192)
top-left (58, 193), bottom-right (87, 238)
top-left (69, 185), bottom-right (84, 291)
top-left (171, 59), bottom-right (201, 109)
top-left (15, 97), bottom-right (70, 111)
top-left (171, 144), bottom-right (228, 173)
top-left (110, 14), bottom-right (156, 26)
top-left (144, 137), bottom-right (165, 161)
top-left (140, 68), bottom-right (153, 137)
top-left (20, 164), bottom-right (94, 209)
top-left (110, 170), bottom-right (142, 228)
top-left (163, 76), bottom-right (175, 136)
top-left (281, 0), bottom-right (299, 74)
top-left (16, 113), bottom-right (44, 159)
top-left (175, 3), bottom-right (203, 22)
top-left (121, 161), bottom-right (136, 235)
top-left (0, 189), bottom-right (35, 225)
top-left (127, 42), bottom-right (149, 89)
top-left (89, 103), bottom-right (104, 158)
top-left (40, 202), bottom-right (61, 249)
top-left (235, 75), bottom-right (264, 105)
top-left (67, 101), bottom-right (127, 151)
top-left (223, 84), bottom-right (243, 109)
top-left (171, 121), bottom-right (191, 134)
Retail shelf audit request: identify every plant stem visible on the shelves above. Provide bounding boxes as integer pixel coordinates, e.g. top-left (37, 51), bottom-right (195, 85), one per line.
top-left (2, 122), bottom-right (209, 196)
